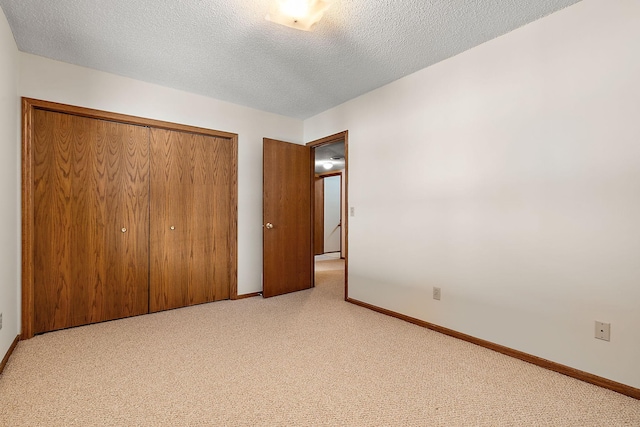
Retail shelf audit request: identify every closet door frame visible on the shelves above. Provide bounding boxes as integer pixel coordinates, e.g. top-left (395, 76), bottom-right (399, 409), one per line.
top-left (22, 98), bottom-right (238, 339)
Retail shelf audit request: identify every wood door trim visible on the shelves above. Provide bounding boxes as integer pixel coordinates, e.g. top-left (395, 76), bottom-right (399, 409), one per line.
top-left (307, 131), bottom-right (348, 300)
top-left (316, 171), bottom-right (343, 178)
top-left (235, 292), bottom-right (261, 299)
top-left (308, 131), bottom-right (348, 147)
top-left (21, 99), bottom-right (35, 339)
top-left (347, 297), bottom-right (640, 400)
top-left (0, 335), bottom-right (20, 375)
top-left (22, 98), bottom-right (237, 139)
top-left (22, 98), bottom-right (238, 338)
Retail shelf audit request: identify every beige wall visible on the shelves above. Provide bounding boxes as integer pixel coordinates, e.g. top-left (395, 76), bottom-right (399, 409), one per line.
top-left (304, 0), bottom-right (640, 388)
top-left (0, 7), bottom-right (20, 358)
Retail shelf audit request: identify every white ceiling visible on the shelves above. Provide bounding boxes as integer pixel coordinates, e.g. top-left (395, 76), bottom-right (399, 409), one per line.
top-left (0, 0), bottom-right (581, 119)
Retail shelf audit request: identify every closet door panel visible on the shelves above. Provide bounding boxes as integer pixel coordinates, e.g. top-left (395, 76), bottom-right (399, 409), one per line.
top-left (149, 129), bottom-right (190, 311)
top-left (33, 110), bottom-right (74, 333)
top-left (149, 129), bottom-right (232, 312)
top-left (207, 136), bottom-right (233, 301)
top-left (101, 119), bottom-right (150, 321)
top-left (69, 112), bottom-right (104, 326)
top-left (33, 110), bottom-right (149, 333)
top-left (189, 134), bottom-right (233, 303)
top-left (187, 134), bottom-right (213, 305)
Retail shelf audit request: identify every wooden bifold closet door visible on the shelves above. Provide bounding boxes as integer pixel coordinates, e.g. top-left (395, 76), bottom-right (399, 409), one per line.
top-left (149, 128), bottom-right (233, 311)
top-left (33, 110), bottom-right (149, 333)
top-left (25, 99), bottom-right (238, 337)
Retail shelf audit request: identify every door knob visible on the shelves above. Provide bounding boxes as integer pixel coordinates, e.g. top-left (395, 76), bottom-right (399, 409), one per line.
top-left (265, 223), bottom-right (274, 229)
top-left (170, 226), bottom-right (175, 230)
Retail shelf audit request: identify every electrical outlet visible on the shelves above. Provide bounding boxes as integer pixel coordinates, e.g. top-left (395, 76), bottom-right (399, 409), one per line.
top-left (433, 287), bottom-right (441, 301)
top-left (0, 312), bottom-right (2, 331)
top-left (595, 321), bottom-right (610, 341)
top-left (350, 207), bottom-right (355, 217)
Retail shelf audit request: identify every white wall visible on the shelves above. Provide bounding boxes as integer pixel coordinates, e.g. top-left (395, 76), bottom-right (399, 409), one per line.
top-left (0, 7), bottom-right (20, 357)
top-left (19, 53), bottom-right (304, 296)
top-left (304, 0), bottom-right (640, 388)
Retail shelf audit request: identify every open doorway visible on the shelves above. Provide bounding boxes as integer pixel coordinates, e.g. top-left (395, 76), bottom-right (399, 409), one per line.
top-left (315, 173), bottom-right (342, 257)
top-left (314, 172), bottom-right (342, 264)
top-left (307, 132), bottom-right (348, 300)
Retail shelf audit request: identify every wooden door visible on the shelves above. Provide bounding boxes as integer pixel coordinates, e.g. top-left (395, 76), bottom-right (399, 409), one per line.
top-left (263, 138), bottom-right (313, 298)
top-left (149, 128), bottom-right (233, 312)
top-left (33, 110), bottom-right (149, 334)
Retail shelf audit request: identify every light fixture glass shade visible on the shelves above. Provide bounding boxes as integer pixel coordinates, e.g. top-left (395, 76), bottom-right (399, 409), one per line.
top-left (323, 161), bottom-right (333, 170)
top-left (266, 0), bottom-right (331, 31)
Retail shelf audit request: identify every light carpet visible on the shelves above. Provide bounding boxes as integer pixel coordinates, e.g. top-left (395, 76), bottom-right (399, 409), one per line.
top-left (1, 260), bottom-right (639, 426)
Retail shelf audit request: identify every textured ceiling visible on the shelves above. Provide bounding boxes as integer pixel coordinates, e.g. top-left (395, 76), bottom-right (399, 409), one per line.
top-left (0, 0), bottom-right (581, 119)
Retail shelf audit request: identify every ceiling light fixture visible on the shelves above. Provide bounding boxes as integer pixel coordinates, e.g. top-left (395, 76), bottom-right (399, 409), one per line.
top-left (323, 161), bottom-right (333, 170)
top-left (266, 0), bottom-right (331, 32)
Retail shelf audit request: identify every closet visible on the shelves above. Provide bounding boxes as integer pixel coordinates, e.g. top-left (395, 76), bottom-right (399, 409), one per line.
top-left (22, 99), bottom-right (238, 338)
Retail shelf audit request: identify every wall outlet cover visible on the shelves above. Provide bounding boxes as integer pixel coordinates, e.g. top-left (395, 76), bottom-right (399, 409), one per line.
top-left (595, 321), bottom-right (610, 341)
top-left (433, 287), bottom-right (441, 301)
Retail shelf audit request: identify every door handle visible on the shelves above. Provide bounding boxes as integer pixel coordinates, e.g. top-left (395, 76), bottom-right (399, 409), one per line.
top-left (265, 223), bottom-right (274, 229)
